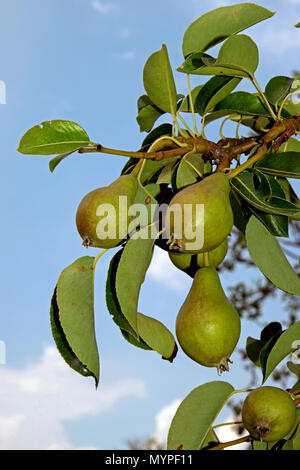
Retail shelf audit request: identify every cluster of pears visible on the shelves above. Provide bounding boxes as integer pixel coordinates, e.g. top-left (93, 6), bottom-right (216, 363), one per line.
top-left (166, 173), bottom-right (240, 372)
top-left (76, 169), bottom-right (240, 372)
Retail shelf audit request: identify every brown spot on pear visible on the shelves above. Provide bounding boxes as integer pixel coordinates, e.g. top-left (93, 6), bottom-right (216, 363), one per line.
top-left (242, 386), bottom-right (296, 442)
top-left (165, 173), bottom-right (233, 254)
top-left (76, 175), bottom-right (138, 249)
top-left (176, 267), bottom-right (240, 372)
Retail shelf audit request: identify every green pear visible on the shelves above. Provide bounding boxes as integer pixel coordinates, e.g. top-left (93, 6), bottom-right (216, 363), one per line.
top-left (176, 267), bottom-right (240, 372)
top-left (169, 238), bottom-right (228, 272)
top-left (165, 173), bottom-right (233, 254)
top-left (76, 175), bottom-right (138, 248)
top-left (242, 386), bottom-right (296, 442)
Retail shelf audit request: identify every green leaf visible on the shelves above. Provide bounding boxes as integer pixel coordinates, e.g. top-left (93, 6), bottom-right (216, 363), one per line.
top-left (261, 321), bottom-right (300, 382)
top-left (287, 362), bottom-right (300, 392)
top-left (246, 337), bottom-right (265, 367)
top-left (176, 153), bottom-right (203, 190)
top-left (231, 169), bottom-right (300, 216)
top-left (248, 177), bottom-right (290, 237)
top-left (249, 206), bottom-right (289, 238)
top-left (49, 151), bottom-right (76, 173)
top-left (133, 183), bottom-right (161, 221)
top-left (231, 114), bottom-right (272, 133)
top-left (134, 183), bottom-right (161, 204)
top-left (18, 120), bottom-right (90, 155)
top-left (215, 35), bottom-right (259, 76)
top-left (106, 249), bottom-right (141, 339)
top-left (178, 85), bottom-right (203, 113)
top-left (247, 323), bottom-right (283, 368)
top-left (167, 381), bottom-right (234, 450)
top-left (255, 152), bottom-right (300, 179)
top-left (115, 226), bottom-right (157, 331)
top-left (139, 123), bottom-right (173, 151)
top-left (135, 312), bottom-right (177, 361)
top-left (265, 76), bottom-right (294, 106)
top-left (295, 22), bottom-right (300, 28)
top-left (107, 247), bottom-right (177, 360)
top-left (56, 257), bottom-right (100, 386)
top-left (215, 91), bottom-right (271, 117)
top-left (143, 44), bottom-right (177, 115)
top-left (201, 429), bottom-right (220, 449)
top-left (229, 190), bottom-right (249, 234)
top-left (139, 159), bottom-right (175, 185)
top-left (195, 76), bottom-right (241, 115)
top-left (182, 3), bottom-right (274, 56)
top-left (50, 288), bottom-right (93, 378)
top-left (178, 52), bottom-right (248, 78)
top-left (246, 216), bottom-right (300, 295)
top-left (136, 103), bottom-right (165, 133)
top-left (260, 322), bottom-right (283, 342)
top-left (157, 160), bottom-right (178, 184)
top-left (279, 138), bottom-right (300, 153)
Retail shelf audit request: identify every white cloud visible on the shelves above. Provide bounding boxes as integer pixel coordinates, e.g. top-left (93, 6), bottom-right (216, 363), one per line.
top-left (148, 249), bottom-right (191, 292)
top-left (0, 346), bottom-right (147, 449)
top-left (152, 399), bottom-right (181, 447)
top-left (91, 0), bottom-right (119, 15)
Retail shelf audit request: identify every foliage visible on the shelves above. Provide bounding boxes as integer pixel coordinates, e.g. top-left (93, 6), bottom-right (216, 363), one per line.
top-left (18, 3), bottom-right (300, 450)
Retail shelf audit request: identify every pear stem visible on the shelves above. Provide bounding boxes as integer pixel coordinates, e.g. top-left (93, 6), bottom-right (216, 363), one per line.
top-left (202, 252), bottom-right (210, 267)
top-left (208, 434), bottom-right (252, 450)
top-left (93, 249), bottom-right (108, 277)
top-left (212, 421), bottom-right (243, 430)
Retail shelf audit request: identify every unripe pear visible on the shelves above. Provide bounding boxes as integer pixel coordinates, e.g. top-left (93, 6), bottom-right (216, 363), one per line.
top-left (242, 386), bottom-right (296, 442)
top-left (76, 175), bottom-right (138, 249)
top-left (169, 239), bottom-right (228, 272)
top-left (176, 267), bottom-right (240, 372)
top-left (165, 173), bottom-right (233, 254)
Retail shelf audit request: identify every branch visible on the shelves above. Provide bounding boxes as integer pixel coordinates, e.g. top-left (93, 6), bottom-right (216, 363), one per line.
top-left (227, 117), bottom-right (300, 179)
top-left (208, 434), bottom-right (252, 450)
top-left (77, 118), bottom-right (300, 173)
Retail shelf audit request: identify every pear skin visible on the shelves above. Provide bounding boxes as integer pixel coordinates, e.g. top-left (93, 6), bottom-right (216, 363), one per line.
top-left (169, 239), bottom-right (228, 272)
top-left (242, 387), bottom-right (296, 442)
top-left (76, 175), bottom-right (138, 248)
top-left (166, 173), bottom-right (233, 254)
top-left (176, 267), bottom-right (240, 372)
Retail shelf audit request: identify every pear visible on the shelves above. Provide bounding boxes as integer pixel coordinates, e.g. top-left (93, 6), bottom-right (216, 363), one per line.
top-left (165, 173), bottom-right (233, 254)
top-left (76, 175), bottom-right (138, 248)
top-left (169, 238), bottom-right (228, 272)
top-left (242, 386), bottom-right (296, 442)
top-left (176, 267), bottom-right (240, 372)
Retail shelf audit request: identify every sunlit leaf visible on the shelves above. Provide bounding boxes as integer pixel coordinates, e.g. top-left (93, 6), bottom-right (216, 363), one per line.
top-left (18, 120), bottom-right (90, 155)
top-left (182, 3), bottom-right (274, 56)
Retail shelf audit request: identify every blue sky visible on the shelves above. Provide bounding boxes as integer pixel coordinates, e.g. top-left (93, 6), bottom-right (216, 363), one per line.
top-left (0, 0), bottom-right (300, 450)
